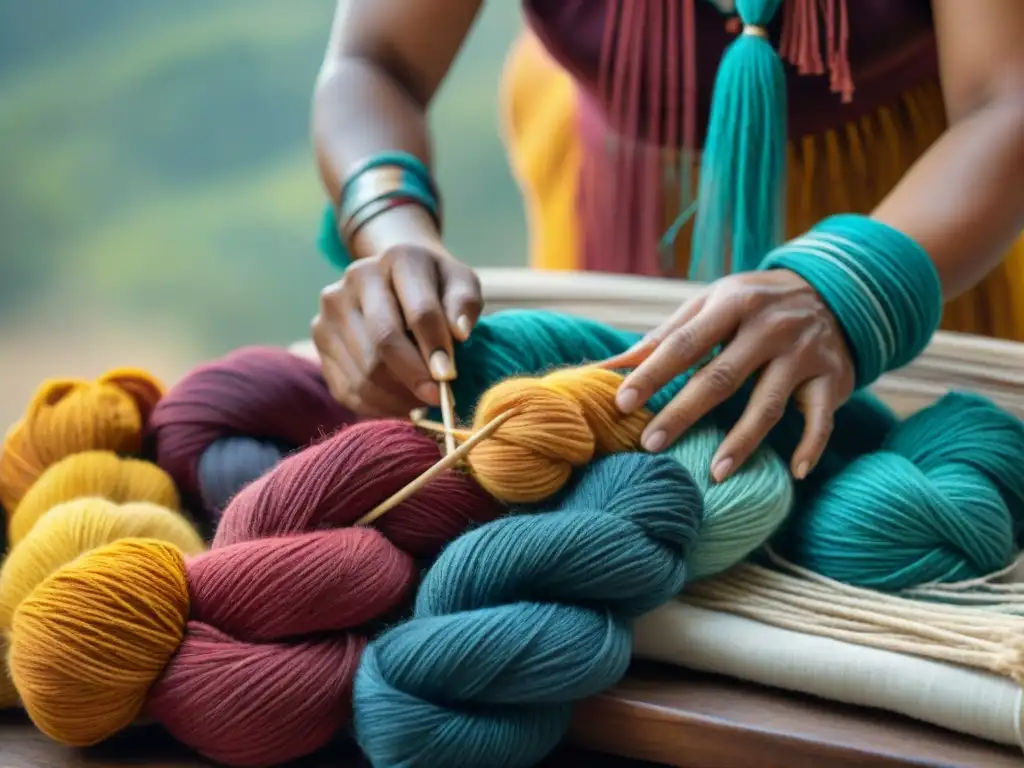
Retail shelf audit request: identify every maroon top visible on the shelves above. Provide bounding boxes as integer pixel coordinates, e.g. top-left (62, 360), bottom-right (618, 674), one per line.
top-left (524, 0), bottom-right (937, 145)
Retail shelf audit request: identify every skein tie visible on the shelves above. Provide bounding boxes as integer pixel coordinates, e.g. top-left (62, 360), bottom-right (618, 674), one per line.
top-left (354, 452), bottom-right (702, 767)
top-left (8, 420), bottom-right (500, 767)
top-left (148, 346), bottom-right (356, 523)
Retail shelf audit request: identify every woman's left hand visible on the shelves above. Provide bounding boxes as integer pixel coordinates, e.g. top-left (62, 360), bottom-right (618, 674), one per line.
top-left (600, 269), bottom-right (855, 482)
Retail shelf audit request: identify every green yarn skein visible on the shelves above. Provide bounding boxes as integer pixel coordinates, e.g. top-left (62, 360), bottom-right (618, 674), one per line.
top-left (667, 424), bottom-right (793, 579)
top-left (784, 392), bottom-right (1024, 590)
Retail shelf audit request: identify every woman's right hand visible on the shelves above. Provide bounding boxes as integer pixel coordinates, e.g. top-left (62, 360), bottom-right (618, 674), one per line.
top-left (312, 242), bottom-right (482, 418)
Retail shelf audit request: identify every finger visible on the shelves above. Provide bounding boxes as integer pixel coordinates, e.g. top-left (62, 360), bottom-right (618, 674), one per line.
top-left (619, 301), bottom-right (739, 414)
top-left (315, 308), bottom-right (413, 417)
top-left (391, 255), bottom-right (457, 380)
top-left (599, 297), bottom-right (705, 371)
top-left (356, 266), bottom-right (440, 404)
top-left (791, 376), bottom-right (837, 479)
top-left (345, 305), bottom-right (434, 415)
top-left (438, 259), bottom-right (483, 342)
top-left (641, 325), bottom-right (773, 452)
top-left (311, 314), bottom-right (356, 408)
top-left (711, 358), bottom-right (801, 482)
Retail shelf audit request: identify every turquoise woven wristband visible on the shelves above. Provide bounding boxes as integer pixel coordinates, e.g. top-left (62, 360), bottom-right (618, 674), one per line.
top-left (759, 214), bottom-right (943, 389)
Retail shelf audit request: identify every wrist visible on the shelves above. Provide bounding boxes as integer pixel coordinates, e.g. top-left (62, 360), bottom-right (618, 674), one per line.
top-left (758, 214), bottom-right (943, 389)
top-left (317, 151), bottom-right (442, 270)
top-left (348, 204), bottom-right (443, 259)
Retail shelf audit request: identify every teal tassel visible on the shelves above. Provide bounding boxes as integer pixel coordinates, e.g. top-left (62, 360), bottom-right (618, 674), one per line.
top-left (689, 0), bottom-right (787, 281)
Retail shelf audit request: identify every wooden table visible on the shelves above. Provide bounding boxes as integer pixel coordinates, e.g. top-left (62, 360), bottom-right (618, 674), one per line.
top-left (3, 665), bottom-right (1021, 768)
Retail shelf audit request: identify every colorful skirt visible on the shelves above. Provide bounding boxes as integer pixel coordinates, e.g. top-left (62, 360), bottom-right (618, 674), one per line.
top-left (500, 31), bottom-right (1024, 341)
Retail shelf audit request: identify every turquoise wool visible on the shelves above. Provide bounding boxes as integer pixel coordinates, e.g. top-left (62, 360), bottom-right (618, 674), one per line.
top-left (785, 392), bottom-right (1024, 590)
top-left (353, 453), bottom-right (704, 767)
top-left (760, 214), bottom-right (943, 389)
top-left (688, 0), bottom-right (787, 280)
top-left (666, 424), bottom-right (793, 580)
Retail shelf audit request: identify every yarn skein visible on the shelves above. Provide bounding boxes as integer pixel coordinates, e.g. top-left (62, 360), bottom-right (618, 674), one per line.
top-left (783, 392), bottom-right (1024, 590)
top-left (8, 420), bottom-right (501, 767)
top-left (666, 424), bottom-right (792, 580)
top-left (148, 346), bottom-right (356, 523)
top-left (354, 452), bottom-right (703, 767)
top-left (0, 369), bottom-right (164, 515)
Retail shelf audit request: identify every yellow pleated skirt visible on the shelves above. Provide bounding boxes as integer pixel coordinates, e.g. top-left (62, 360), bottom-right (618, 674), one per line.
top-left (500, 31), bottom-right (1024, 341)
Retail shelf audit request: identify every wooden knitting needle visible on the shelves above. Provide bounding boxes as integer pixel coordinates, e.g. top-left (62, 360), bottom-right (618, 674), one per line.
top-left (355, 407), bottom-right (518, 527)
top-left (430, 350), bottom-right (457, 457)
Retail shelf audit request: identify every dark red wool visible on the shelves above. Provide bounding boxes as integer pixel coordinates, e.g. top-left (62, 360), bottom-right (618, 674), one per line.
top-left (143, 420), bottom-right (501, 767)
top-left (147, 346), bottom-right (356, 501)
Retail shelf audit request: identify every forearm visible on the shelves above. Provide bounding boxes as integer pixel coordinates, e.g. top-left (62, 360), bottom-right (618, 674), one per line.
top-left (313, 58), bottom-right (441, 257)
top-left (872, 92), bottom-right (1024, 300)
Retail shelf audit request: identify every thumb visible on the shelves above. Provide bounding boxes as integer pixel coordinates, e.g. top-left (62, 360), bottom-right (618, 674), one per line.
top-left (438, 258), bottom-right (483, 342)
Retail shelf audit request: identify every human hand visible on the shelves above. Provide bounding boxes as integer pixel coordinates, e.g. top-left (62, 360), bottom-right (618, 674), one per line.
top-left (312, 242), bottom-right (482, 418)
top-left (601, 270), bottom-right (855, 482)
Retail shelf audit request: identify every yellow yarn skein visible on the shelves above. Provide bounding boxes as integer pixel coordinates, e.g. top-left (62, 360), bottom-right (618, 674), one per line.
top-left (464, 367), bottom-right (651, 502)
top-left (8, 451), bottom-right (180, 546)
top-left (9, 538), bottom-right (190, 746)
top-left (0, 369), bottom-right (164, 515)
top-left (0, 499), bottom-right (204, 712)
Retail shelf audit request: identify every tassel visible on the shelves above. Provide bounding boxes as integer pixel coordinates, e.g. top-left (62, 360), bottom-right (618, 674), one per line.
top-left (780, 0), bottom-right (854, 103)
top-left (689, 0), bottom-right (788, 280)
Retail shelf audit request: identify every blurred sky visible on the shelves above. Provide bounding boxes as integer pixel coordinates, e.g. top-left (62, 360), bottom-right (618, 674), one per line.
top-left (0, 1), bottom-right (527, 427)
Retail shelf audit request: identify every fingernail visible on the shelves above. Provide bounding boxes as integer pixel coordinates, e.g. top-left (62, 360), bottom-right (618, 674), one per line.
top-left (415, 381), bottom-right (440, 405)
top-left (455, 315), bottom-right (472, 341)
top-left (794, 461), bottom-right (810, 480)
top-left (429, 350), bottom-right (456, 381)
top-left (643, 430), bottom-right (666, 452)
top-left (711, 457), bottom-right (733, 483)
top-left (617, 388), bottom-right (639, 413)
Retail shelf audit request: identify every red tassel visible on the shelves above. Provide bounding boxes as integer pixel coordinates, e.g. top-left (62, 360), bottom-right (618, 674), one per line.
top-left (780, 0), bottom-right (854, 103)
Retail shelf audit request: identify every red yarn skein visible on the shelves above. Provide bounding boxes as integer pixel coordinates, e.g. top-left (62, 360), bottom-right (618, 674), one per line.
top-left (139, 420), bottom-right (501, 766)
top-left (147, 347), bottom-right (355, 512)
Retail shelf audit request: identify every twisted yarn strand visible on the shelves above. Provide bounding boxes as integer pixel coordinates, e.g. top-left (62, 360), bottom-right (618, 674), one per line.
top-left (355, 453), bottom-right (702, 767)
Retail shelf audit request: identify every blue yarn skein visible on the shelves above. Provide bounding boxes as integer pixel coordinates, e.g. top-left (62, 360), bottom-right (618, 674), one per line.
top-left (197, 437), bottom-right (291, 512)
top-left (354, 453), bottom-right (703, 767)
top-left (783, 392), bottom-right (1024, 590)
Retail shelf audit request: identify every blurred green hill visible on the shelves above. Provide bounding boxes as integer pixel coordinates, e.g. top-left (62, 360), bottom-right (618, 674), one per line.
top-left (0, 1), bottom-right (526, 355)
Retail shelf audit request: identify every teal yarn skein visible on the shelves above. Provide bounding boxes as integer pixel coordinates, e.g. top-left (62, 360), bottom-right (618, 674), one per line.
top-left (667, 424), bottom-right (793, 580)
top-left (783, 392), bottom-right (1024, 590)
top-left (353, 453), bottom-right (703, 767)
